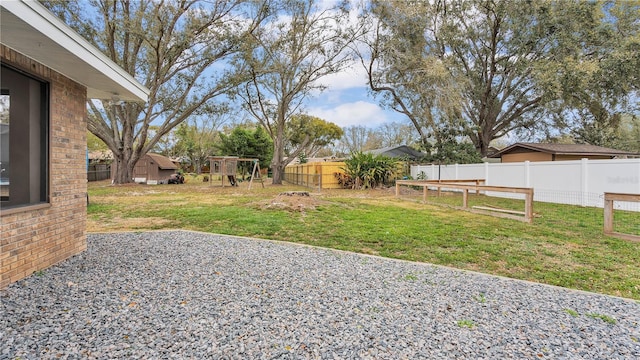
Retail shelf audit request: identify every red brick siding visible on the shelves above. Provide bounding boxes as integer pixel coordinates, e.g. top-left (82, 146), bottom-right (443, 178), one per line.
top-left (1, 45), bottom-right (87, 288)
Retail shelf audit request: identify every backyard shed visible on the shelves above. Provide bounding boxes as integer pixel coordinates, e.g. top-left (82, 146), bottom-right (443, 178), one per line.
top-left (0, 0), bottom-right (149, 288)
top-left (491, 143), bottom-right (638, 163)
top-left (129, 153), bottom-right (179, 184)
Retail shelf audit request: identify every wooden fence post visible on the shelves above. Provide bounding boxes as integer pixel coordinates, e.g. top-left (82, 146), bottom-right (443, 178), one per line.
top-left (462, 189), bottom-right (468, 208)
top-left (603, 194), bottom-right (614, 235)
top-left (524, 188), bottom-right (534, 224)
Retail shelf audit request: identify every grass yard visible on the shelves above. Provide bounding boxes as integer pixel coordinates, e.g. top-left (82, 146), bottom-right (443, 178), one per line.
top-left (87, 177), bottom-right (640, 300)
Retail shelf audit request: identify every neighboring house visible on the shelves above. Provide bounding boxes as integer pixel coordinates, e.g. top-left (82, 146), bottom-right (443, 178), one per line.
top-left (88, 150), bottom-right (114, 164)
top-left (366, 145), bottom-right (427, 161)
top-left (490, 143), bottom-right (638, 163)
top-left (288, 156), bottom-right (345, 165)
top-left (0, 1), bottom-right (148, 288)
top-left (128, 153), bottom-right (179, 184)
top-left (87, 150), bottom-right (113, 182)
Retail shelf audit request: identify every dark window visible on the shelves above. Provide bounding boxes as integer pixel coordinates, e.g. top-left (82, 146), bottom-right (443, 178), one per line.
top-left (0, 64), bottom-right (49, 209)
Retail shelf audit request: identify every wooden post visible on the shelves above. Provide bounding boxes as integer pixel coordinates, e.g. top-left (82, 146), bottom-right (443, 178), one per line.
top-left (462, 189), bottom-right (468, 208)
top-left (318, 164), bottom-right (322, 192)
top-left (524, 188), bottom-right (534, 224)
top-left (603, 195), bottom-right (614, 235)
top-left (423, 185), bottom-right (428, 202)
top-left (395, 182), bottom-right (400, 197)
top-left (208, 158), bottom-right (212, 187)
top-left (221, 159), bottom-right (225, 187)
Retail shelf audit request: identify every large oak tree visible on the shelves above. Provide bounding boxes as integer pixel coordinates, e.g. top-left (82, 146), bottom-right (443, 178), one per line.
top-left (234, 0), bottom-right (361, 184)
top-left (360, 0), bottom-right (637, 157)
top-left (44, 0), bottom-right (267, 183)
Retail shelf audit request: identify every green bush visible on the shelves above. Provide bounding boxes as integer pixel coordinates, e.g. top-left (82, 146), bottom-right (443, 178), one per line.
top-left (341, 152), bottom-right (398, 189)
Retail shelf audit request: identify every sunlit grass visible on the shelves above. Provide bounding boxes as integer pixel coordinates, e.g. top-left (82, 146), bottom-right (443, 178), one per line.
top-left (88, 180), bottom-right (640, 300)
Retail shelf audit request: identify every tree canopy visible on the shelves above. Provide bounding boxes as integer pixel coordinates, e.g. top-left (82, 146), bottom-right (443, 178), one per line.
top-left (44, 0), bottom-right (267, 183)
top-left (285, 114), bottom-right (344, 160)
top-left (360, 0), bottom-right (639, 157)
top-left (233, 0), bottom-right (361, 183)
top-left (217, 126), bottom-right (274, 169)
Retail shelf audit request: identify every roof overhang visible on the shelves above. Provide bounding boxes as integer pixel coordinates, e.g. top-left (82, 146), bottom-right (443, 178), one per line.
top-left (0, 0), bottom-right (149, 102)
top-left (490, 142), bottom-right (638, 158)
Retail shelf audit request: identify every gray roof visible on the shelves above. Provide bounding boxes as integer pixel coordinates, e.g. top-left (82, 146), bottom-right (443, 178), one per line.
top-left (367, 145), bottom-right (427, 160)
top-left (490, 142), bottom-right (638, 158)
top-left (147, 153), bottom-right (178, 170)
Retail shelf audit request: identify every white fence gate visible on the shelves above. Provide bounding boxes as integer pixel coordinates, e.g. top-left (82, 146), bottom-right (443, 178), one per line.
top-left (411, 159), bottom-right (640, 211)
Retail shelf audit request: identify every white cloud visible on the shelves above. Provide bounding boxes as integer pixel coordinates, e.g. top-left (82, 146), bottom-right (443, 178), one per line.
top-left (307, 101), bottom-right (392, 128)
top-left (317, 64), bottom-right (368, 91)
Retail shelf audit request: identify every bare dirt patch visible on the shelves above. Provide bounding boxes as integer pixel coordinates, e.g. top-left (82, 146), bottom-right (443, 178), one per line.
top-left (253, 192), bottom-right (330, 212)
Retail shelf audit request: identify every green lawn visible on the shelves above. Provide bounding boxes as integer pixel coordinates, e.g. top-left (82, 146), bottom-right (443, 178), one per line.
top-left (87, 178), bottom-right (640, 300)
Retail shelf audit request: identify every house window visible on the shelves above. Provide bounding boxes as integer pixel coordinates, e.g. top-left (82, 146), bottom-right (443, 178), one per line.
top-left (0, 64), bottom-right (49, 209)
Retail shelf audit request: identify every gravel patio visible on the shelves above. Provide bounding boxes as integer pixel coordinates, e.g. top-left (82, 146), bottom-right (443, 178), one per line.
top-left (1, 230), bottom-right (639, 359)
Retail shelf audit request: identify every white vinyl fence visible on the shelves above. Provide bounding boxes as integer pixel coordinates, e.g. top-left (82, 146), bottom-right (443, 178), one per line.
top-left (411, 158), bottom-right (640, 211)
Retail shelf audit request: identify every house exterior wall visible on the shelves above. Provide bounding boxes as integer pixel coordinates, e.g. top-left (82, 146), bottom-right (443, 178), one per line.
top-left (501, 151), bottom-right (615, 163)
top-left (1, 45), bottom-right (87, 288)
top-left (554, 154), bottom-right (611, 161)
top-left (501, 152), bottom-right (552, 163)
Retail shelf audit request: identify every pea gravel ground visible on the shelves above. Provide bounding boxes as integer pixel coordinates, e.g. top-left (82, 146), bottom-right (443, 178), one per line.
top-left (1, 231), bottom-right (639, 359)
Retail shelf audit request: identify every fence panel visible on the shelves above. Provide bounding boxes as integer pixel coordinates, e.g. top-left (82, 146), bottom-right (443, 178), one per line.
top-left (284, 162), bottom-right (347, 190)
top-left (88, 164), bottom-right (111, 182)
top-left (411, 159), bottom-right (640, 210)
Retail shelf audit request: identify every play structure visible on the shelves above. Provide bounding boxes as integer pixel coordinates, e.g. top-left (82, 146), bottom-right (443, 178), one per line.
top-left (208, 156), bottom-right (264, 189)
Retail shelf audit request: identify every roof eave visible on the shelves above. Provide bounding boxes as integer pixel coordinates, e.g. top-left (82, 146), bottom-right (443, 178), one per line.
top-left (1, 0), bottom-right (149, 102)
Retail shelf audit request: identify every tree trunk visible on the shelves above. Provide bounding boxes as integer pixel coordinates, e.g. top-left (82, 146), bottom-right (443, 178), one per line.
top-left (270, 123), bottom-right (286, 185)
top-left (474, 128), bottom-right (492, 158)
top-left (112, 152), bottom-right (136, 184)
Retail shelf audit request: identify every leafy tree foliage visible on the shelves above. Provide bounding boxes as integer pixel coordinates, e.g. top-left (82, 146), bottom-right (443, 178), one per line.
top-left (43, 0), bottom-right (267, 183)
top-left (234, 0), bottom-right (361, 184)
top-left (614, 115), bottom-right (640, 153)
top-left (173, 116), bottom-right (225, 174)
top-left (285, 114), bottom-right (343, 160)
top-left (422, 123), bottom-right (483, 165)
top-left (217, 126), bottom-right (274, 173)
top-left (87, 132), bottom-right (109, 152)
top-left (360, 0), bottom-right (637, 156)
top-left (550, 1), bottom-right (640, 147)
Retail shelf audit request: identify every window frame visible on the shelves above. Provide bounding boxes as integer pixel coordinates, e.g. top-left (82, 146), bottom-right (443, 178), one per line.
top-left (0, 63), bottom-right (51, 214)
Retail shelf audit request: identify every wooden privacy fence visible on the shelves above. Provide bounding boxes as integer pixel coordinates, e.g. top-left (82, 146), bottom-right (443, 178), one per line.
top-left (284, 162), bottom-right (346, 190)
top-left (604, 193), bottom-right (640, 242)
top-left (88, 164), bottom-right (111, 182)
top-left (396, 179), bottom-right (535, 223)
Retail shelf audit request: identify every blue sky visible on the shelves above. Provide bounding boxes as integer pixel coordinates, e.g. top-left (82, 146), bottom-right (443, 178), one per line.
top-left (305, 63), bottom-right (406, 128)
top-left (291, 0), bottom-right (406, 129)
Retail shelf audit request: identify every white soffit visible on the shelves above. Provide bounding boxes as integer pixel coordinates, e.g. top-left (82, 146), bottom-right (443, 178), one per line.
top-left (0, 0), bottom-right (149, 102)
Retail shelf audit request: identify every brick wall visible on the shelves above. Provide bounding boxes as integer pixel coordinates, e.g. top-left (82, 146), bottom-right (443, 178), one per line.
top-left (1, 45), bottom-right (87, 289)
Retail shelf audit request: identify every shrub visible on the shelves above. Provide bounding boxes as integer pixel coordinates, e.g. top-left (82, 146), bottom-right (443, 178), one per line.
top-left (341, 152), bottom-right (398, 189)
